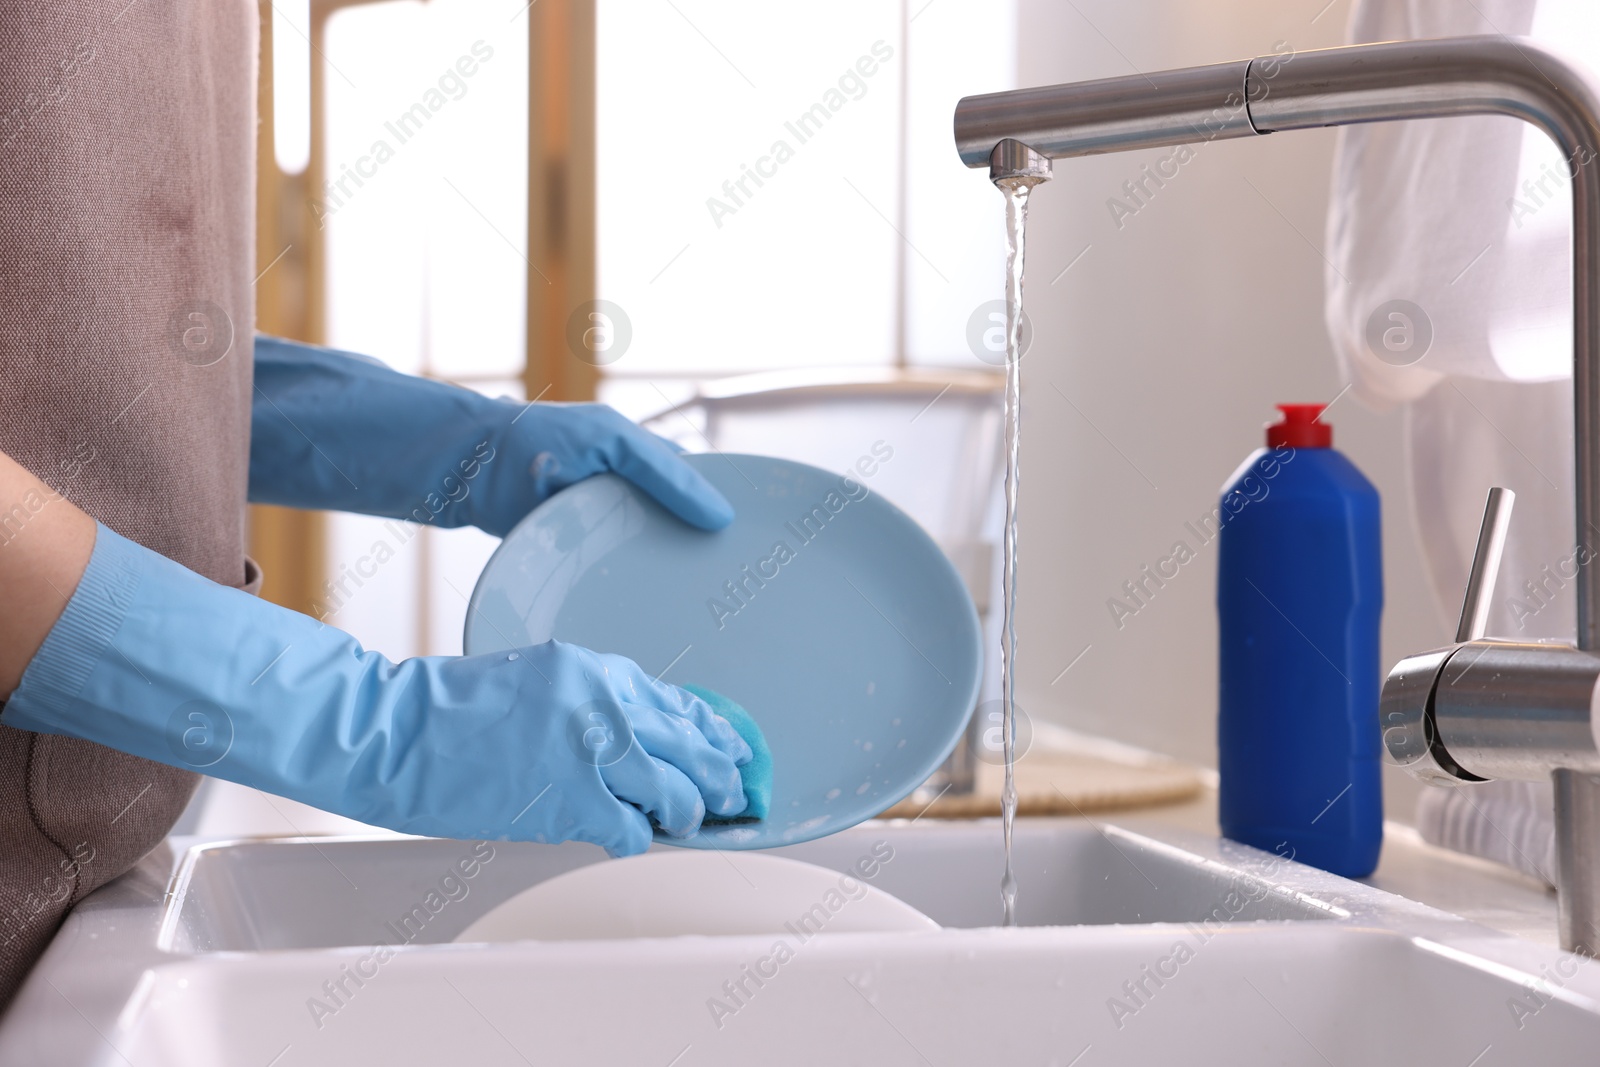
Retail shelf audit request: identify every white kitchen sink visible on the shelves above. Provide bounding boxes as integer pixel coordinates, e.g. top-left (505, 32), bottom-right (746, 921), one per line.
top-left (5, 818), bottom-right (1598, 1065)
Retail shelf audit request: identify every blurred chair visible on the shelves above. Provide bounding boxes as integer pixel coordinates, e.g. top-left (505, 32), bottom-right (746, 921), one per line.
top-left (645, 366), bottom-right (1006, 793)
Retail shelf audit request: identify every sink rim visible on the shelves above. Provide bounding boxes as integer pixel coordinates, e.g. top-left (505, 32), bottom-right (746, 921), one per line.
top-left (150, 817), bottom-right (1497, 951)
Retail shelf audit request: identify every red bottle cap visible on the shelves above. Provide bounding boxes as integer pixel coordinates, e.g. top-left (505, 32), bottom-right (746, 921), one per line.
top-left (1266, 403), bottom-right (1332, 449)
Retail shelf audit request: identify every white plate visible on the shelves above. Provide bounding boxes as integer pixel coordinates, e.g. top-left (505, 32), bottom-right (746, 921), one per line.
top-left (455, 851), bottom-right (938, 942)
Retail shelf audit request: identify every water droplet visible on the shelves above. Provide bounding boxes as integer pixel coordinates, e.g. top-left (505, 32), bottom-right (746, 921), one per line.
top-left (506, 652), bottom-right (520, 661)
top-left (781, 816), bottom-right (828, 840)
top-left (825, 788), bottom-right (841, 801)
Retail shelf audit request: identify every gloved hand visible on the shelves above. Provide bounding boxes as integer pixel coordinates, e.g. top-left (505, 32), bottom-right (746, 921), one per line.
top-left (2, 524), bottom-right (751, 856)
top-left (249, 335), bottom-right (733, 537)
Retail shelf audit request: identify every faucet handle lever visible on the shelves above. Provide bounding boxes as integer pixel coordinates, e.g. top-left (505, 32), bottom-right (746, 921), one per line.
top-left (1457, 487), bottom-right (1516, 642)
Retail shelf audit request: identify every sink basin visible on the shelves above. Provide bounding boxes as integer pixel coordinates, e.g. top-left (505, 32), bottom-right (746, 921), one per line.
top-left (6, 818), bottom-right (1599, 1065)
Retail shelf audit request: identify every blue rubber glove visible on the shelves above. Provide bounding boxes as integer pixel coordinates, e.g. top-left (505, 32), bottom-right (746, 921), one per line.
top-left (2, 525), bottom-right (751, 855)
top-left (249, 335), bottom-right (733, 537)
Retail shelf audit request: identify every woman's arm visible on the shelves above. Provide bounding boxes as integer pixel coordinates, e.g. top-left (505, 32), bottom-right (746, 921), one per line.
top-left (0, 483), bottom-right (750, 852)
top-left (0, 441), bottom-right (751, 853)
top-left (249, 335), bottom-right (733, 537)
top-left (0, 449), bottom-right (96, 698)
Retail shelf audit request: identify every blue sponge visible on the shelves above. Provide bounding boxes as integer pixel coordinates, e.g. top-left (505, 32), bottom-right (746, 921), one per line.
top-left (684, 684), bottom-right (771, 823)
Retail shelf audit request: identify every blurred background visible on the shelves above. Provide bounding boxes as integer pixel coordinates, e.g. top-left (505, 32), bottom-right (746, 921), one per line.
top-left (250, 0), bottom-right (1455, 828)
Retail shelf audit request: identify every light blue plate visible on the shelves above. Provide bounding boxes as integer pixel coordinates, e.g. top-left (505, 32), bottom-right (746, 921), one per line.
top-left (464, 453), bottom-right (983, 849)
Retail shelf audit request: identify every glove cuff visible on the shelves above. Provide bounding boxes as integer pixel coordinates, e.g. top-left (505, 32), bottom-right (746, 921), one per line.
top-left (5, 523), bottom-right (142, 732)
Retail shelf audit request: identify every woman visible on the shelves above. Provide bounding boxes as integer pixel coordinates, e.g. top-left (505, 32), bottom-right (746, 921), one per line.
top-left (0, 1), bottom-right (747, 1007)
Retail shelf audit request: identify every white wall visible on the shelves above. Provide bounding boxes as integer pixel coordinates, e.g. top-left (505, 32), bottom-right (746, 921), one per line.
top-left (1010, 0), bottom-right (1452, 821)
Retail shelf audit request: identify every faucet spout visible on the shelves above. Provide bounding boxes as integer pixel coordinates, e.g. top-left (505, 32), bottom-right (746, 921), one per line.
top-left (955, 36), bottom-right (1600, 954)
top-left (987, 138), bottom-right (1052, 187)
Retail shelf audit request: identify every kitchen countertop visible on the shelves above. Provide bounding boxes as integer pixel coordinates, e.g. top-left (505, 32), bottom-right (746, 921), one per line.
top-left (1122, 783), bottom-right (1562, 946)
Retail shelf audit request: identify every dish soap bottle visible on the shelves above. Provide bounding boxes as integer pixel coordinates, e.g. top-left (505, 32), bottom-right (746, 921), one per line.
top-left (1217, 403), bottom-right (1383, 877)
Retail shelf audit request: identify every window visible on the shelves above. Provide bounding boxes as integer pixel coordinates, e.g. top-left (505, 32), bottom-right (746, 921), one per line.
top-left (318, 0), bottom-right (529, 658)
top-left (594, 0), bottom-right (1017, 418)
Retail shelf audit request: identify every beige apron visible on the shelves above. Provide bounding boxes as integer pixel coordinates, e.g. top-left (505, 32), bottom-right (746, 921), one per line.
top-left (0, 0), bottom-right (257, 1006)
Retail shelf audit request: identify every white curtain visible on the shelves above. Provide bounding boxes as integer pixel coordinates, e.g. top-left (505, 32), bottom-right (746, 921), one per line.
top-left (1326, 0), bottom-right (1600, 643)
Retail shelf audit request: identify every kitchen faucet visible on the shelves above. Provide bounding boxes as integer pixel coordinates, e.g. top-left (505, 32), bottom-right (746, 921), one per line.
top-left (953, 36), bottom-right (1600, 955)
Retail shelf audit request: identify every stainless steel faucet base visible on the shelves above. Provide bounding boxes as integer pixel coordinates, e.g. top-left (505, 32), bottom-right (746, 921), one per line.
top-left (1557, 770), bottom-right (1600, 951)
top-left (955, 37), bottom-right (1600, 954)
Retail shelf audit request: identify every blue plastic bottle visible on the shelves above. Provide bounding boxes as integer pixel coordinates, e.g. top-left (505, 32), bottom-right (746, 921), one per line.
top-left (1217, 403), bottom-right (1383, 878)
